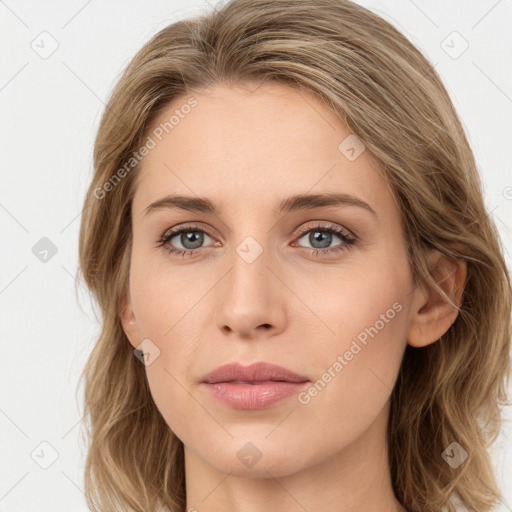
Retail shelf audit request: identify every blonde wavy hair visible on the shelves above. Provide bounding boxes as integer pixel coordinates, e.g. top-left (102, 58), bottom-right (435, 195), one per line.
top-left (77, 0), bottom-right (512, 511)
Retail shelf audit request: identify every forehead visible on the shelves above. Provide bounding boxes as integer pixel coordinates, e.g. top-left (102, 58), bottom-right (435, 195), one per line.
top-left (132, 81), bottom-right (393, 219)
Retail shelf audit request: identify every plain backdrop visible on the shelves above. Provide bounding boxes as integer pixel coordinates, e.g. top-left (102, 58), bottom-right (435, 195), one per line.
top-left (1, 0), bottom-right (511, 510)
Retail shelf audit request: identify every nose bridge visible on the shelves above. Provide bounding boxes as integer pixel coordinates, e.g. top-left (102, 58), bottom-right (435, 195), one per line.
top-left (215, 231), bottom-right (286, 337)
top-left (228, 233), bottom-right (273, 307)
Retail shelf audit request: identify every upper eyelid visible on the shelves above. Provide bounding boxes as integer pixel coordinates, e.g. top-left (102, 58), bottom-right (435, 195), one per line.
top-left (161, 222), bottom-right (214, 240)
top-left (295, 221), bottom-right (354, 238)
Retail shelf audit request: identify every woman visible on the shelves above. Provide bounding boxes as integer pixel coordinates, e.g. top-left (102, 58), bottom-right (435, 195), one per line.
top-left (77, 0), bottom-right (511, 511)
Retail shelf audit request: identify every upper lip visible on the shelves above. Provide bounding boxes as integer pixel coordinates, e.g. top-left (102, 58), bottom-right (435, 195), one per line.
top-left (201, 361), bottom-right (310, 384)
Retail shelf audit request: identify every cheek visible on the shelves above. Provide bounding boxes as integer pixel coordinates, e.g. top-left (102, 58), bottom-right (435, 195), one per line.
top-left (128, 259), bottom-right (207, 439)
top-left (145, 361), bottom-right (190, 438)
top-left (133, 291), bottom-right (199, 443)
top-left (130, 252), bottom-right (203, 346)
top-left (294, 250), bottom-right (410, 352)
top-left (292, 249), bottom-right (411, 414)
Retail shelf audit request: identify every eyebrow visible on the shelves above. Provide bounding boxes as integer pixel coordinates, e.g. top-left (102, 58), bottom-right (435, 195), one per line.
top-left (143, 192), bottom-right (377, 218)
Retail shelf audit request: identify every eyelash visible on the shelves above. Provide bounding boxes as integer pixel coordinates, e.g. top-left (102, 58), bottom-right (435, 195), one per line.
top-left (156, 222), bottom-right (357, 258)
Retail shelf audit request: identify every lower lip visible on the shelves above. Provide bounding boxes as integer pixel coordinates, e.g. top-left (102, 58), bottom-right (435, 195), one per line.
top-left (202, 381), bottom-right (309, 409)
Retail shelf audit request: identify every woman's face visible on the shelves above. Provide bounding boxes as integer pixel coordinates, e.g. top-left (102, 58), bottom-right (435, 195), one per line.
top-left (121, 81), bottom-right (423, 477)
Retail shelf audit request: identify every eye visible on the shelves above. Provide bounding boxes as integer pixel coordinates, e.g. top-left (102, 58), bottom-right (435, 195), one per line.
top-left (156, 221), bottom-right (357, 258)
top-left (293, 221), bottom-right (356, 255)
top-left (157, 223), bottom-right (217, 257)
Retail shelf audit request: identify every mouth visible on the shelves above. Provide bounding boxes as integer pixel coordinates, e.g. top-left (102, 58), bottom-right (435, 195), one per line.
top-left (200, 361), bottom-right (310, 409)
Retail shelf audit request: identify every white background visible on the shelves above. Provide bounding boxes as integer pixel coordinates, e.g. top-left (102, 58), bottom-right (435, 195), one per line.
top-left (0, 0), bottom-right (511, 510)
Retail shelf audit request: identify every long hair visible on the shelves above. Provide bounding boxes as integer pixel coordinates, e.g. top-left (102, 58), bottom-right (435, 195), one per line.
top-left (77, 1), bottom-right (511, 511)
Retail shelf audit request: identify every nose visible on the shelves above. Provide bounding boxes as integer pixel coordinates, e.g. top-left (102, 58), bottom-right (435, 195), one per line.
top-left (215, 240), bottom-right (287, 340)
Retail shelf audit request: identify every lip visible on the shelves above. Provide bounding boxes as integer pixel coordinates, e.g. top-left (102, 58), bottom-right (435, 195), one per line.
top-left (200, 361), bottom-right (310, 410)
top-left (201, 361), bottom-right (309, 384)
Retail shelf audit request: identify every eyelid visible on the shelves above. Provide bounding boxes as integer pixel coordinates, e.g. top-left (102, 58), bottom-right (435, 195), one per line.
top-left (159, 222), bottom-right (216, 241)
top-left (294, 220), bottom-right (355, 240)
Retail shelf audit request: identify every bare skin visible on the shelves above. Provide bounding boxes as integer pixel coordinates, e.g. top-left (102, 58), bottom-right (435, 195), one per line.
top-left (120, 81), bottom-right (466, 512)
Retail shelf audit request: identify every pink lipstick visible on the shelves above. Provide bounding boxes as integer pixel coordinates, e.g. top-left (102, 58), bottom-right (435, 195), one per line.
top-left (200, 361), bottom-right (310, 410)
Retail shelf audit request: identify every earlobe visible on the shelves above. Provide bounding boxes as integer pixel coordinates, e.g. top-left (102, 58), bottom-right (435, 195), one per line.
top-left (407, 250), bottom-right (467, 348)
top-left (119, 290), bottom-right (140, 349)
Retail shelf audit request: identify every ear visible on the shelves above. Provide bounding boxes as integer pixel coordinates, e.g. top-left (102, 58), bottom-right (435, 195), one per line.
top-left (119, 286), bottom-right (141, 349)
top-left (407, 249), bottom-right (467, 348)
